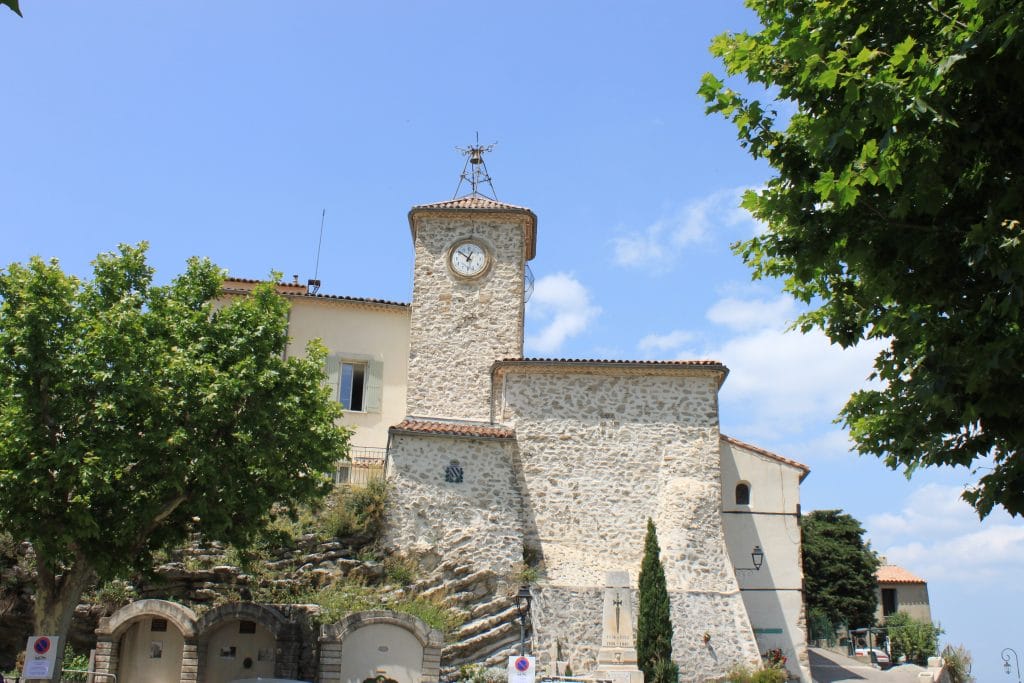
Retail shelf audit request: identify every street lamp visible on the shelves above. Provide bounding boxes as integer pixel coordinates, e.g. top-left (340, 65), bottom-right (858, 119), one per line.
top-left (515, 585), bottom-right (533, 655)
top-left (1003, 648), bottom-right (1021, 682)
top-left (735, 546), bottom-right (766, 571)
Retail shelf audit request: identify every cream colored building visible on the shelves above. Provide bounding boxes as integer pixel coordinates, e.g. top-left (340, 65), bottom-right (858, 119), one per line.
top-left (876, 564), bottom-right (932, 624)
top-left (226, 188), bottom-right (812, 682)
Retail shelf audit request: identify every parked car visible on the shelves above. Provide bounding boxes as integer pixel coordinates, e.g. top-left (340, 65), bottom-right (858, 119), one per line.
top-left (855, 647), bottom-right (891, 668)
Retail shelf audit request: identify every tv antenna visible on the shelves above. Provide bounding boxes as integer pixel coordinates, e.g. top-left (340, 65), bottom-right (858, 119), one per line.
top-left (308, 208), bottom-right (325, 295)
top-left (454, 132), bottom-right (498, 199)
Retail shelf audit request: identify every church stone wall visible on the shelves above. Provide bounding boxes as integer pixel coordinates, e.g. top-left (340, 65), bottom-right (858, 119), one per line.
top-left (406, 214), bottom-right (527, 422)
top-left (384, 432), bottom-right (524, 575)
top-left (494, 366), bottom-right (761, 680)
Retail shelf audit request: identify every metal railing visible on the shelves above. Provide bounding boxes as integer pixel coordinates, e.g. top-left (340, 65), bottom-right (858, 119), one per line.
top-left (332, 446), bottom-right (387, 488)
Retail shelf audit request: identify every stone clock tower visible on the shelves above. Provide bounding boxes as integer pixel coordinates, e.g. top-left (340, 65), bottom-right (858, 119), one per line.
top-left (405, 194), bottom-right (537, 422)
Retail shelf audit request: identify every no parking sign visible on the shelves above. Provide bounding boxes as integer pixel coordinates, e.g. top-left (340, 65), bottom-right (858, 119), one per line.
top-left (508, 655), bottom-right (535, 683)
top-left (24, 635), bottom-right (60, 679)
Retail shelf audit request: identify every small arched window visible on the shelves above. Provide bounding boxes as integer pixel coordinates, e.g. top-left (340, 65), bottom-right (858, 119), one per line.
top-left (735, 482), bottom-right (751, 506)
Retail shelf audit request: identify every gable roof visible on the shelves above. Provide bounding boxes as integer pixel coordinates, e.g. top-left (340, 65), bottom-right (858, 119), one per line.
top-left (720, 434), bottom-right (811, 481)
top-left (877, 564), bottom-right (927, 584)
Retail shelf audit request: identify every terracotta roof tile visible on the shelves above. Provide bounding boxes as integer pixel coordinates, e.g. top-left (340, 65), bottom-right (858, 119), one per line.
top-left (720, 435), bottom-right (811, 481)
top-left (502, 357), bottom-right (726, 366)
top-left (877, 565), bottom-right (927, 584)
top-left (411, 195), bottom-right (533, 212)
top-left (222, 278), bottom-right (409, 308)
top-left (391, 419), bottom-right (515, 439)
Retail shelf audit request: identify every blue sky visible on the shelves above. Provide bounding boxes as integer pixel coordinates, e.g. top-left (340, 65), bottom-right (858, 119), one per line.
top-left (2, 2), bottom-right (1020, 679)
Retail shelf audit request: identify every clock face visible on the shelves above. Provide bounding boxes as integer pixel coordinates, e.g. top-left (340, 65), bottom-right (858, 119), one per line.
top-left (449, 240), bottom-right (489, 278)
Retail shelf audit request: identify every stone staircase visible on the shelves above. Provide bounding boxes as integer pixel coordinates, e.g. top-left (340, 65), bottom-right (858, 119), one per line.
top-left (409, 560), bottom-right (531, 681)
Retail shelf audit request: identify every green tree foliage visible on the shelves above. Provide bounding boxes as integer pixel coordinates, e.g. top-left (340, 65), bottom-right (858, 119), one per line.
top-left (801, 510), bottom-right (879, 628)
top-left (0, 244), bottom-right (350, 676)
top-left (700, 0), bottom-right (1024, 518)
top-left (1, 0), bottom-right (21, 18)
top-left (636, 519), bottom-right (678, 683)
top-left (885, 612), bottom-right (942, 665)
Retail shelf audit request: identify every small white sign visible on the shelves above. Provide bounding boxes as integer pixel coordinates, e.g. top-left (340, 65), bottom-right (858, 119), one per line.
top-left (508, 655), bottom-right (536, 683)
top-left (24, 635), bottom-right (60, 679)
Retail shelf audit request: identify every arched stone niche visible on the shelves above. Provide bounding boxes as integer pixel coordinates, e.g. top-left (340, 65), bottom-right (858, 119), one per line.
top-left (319, 610), bottom-right (444, 683)
top-left (195, 602), bottom-right (300, 683)
top-left (94, 599), bottom-right (199, 683)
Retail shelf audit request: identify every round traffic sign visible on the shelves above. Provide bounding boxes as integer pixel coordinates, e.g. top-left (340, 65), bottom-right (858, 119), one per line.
top-left (514, 657), bottom-right (531, 672)
top-left (33, 637), bottom-right (51, 655)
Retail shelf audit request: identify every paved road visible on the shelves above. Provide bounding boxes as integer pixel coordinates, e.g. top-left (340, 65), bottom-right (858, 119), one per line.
top-left (809, 648), bottom-right (928, 683)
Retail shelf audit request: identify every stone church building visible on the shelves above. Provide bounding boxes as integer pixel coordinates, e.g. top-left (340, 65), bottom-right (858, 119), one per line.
top-left (220, 184), bottom-right (812, 681)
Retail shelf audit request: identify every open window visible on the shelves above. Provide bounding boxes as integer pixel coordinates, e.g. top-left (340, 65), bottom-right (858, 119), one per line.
top-left (324, 355), bottom-right (383, 412)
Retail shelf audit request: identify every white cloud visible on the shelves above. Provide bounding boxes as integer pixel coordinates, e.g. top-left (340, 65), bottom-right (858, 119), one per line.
top-left (612, 187), bottom-right (762, 270)
top-left (706, 296), bottom-right (798, 332)
top-left (525, 273), bottom-right (601, 355)
top-left (867, 484), bottom-right (1024, 583)
top-left (635, 291), bottom-right (883, 440)
top-left (638, 329), bottom-right (696, 354)
top-left (712, 325), bottom-right (883, 436)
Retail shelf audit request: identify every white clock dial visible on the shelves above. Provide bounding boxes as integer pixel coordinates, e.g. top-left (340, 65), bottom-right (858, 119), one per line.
top-left (450, 241), bottom-right (489, 278)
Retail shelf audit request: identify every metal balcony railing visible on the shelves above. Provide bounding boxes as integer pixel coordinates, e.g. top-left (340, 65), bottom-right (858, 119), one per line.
top-left (332, 445), bottom-right (388, 488)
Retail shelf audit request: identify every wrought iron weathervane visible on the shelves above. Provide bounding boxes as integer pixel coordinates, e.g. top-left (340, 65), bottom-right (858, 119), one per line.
top-left (454, 133), bottom-right (498, 199)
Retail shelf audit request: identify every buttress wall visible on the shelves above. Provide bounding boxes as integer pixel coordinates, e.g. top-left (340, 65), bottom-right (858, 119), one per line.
top-left (491, 362), bottom-right (761, 680)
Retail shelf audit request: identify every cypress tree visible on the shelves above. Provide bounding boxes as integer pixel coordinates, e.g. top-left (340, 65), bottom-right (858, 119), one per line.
top-left (636, 519), bottom-right (678, 683)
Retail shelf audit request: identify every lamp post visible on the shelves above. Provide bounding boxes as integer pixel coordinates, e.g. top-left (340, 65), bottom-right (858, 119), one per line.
top-left (515, 585), bottom-right (533, 655)
top-left (1003, 648), bottom-right (1021, 682)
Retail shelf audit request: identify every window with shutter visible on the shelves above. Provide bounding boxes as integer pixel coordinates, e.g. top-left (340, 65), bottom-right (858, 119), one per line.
top-left (323, 354), bottom-right (383, 413)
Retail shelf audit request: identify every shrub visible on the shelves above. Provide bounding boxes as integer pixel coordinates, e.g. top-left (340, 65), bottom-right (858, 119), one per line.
top-left (885, 612), bottom-right (943, 665)
top-left (723, 664), bottom-right (786, 683)
top-left (763, 648), bottom-right (787, 670)
top-left (318, 478), bottom-right (390, 544)
top-left (61, 645), bottom-right (91, 681)
top-left (91, 579), bottom-right (139, 611)
top-left (457, 664), bottom-right (506, 683)
top-left (291, 580), bottom-right (464, 636)
top-left (941, 644), bottom-right (974, 683)
top-left (383, 555), bottom-right (418, 586)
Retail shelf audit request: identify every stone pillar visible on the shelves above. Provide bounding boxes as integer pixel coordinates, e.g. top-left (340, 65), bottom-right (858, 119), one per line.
top-left (317, 639), bottom-right (343, 683)
top-left (181, 641), bottom-right (199, 683)
top-left (93, 639), bottom-right (118, 680)
top-left (421, 642), bottom-right (442, 683)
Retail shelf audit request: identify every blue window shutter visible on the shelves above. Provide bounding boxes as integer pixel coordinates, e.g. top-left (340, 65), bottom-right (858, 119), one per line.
top-left (363, 360), bottom-right (384, 413)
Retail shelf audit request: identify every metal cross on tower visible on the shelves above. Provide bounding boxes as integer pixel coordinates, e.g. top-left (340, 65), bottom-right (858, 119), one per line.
top-left (454, 132), bottom-right (498, 199)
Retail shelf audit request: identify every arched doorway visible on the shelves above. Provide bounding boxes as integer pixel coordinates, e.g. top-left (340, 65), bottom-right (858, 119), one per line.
top-left (95, 599), bottom-right (198, 683)
top-left (340, 623), bottom-right (423, 683)
top-left (195, 602), bottom-right (298, 683)
top-left (201, 618), bottom-right (275, 683)
top-left (320, 611), bottom-right (444, 683)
